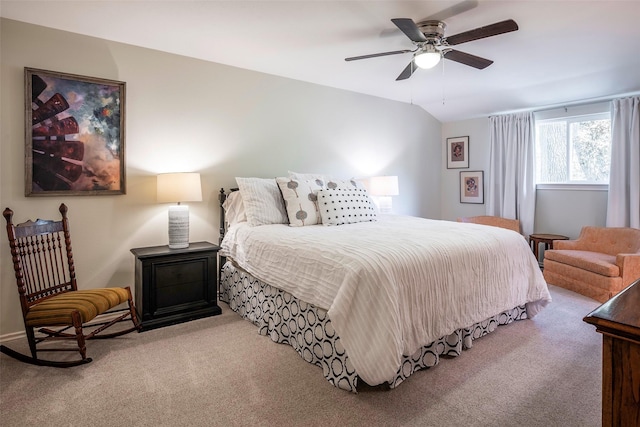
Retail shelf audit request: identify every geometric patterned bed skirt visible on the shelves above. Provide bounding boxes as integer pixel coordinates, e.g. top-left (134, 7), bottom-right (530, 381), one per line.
top-left (220, 260), bottom-right (528, 393)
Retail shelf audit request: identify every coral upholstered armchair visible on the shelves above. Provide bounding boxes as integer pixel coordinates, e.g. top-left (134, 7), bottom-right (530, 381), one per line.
top-left (543, 226), bottom-right (640, 303)
top-left (456, 216), bottom-right (521, 234)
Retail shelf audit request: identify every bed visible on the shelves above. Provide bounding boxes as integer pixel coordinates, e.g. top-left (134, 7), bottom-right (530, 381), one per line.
top-left (218, 175), bottom-right (551, 392)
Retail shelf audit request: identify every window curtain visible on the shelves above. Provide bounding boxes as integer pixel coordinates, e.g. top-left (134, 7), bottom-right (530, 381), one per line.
top-left (607, 96), bottom-right (640, 228)
top-left (487, 112), bottom-right (536, 237)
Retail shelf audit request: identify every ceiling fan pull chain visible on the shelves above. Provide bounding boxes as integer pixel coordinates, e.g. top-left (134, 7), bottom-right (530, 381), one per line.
top-left (410, 62), bottom-right (415, 105)
top-left (441, 58), bottom-right (446, 105)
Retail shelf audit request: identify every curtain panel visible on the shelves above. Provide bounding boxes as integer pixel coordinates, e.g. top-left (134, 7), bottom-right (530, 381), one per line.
top-left (488, 112), bottom-right (536, 237)
top-left (607, 96), bottom-right (640, 228)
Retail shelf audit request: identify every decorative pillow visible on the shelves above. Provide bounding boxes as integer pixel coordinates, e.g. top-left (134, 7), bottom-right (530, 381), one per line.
top-left (288, 172), bottom-right (366, 192)
top-left (235, 177), bottom-right (288, 227)
top-left (222, 190), bottom-right (247, 227)
top-left (276, 177), bottom-right (323, 226)
top-left (317, 188), bottom-right (378, 226)
top-left (288, 171), bottom-right (327, 188)
top-left (325, 177), bottom-right (366, 190)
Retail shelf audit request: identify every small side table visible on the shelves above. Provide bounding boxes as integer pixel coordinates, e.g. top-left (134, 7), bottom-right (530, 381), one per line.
top-left (131, 241), bottom-right (222, 331)
top-left (529, 233), bottom-right (569, 267)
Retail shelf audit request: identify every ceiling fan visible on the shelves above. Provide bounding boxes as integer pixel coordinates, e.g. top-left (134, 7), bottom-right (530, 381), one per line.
top-left (345, 17), bottom-right (519, 80)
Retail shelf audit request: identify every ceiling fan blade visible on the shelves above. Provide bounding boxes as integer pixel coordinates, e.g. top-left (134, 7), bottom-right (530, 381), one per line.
top-left (396, 61), bottom-right (417, 81)
top-left (443, 49), bottom-right (493, 69)
top-left (345, 49), bottom-right (413, 62)
top-left (391, 18), bottom-right (427, 43)
top-left (445, 19), bottom-right (518, 46)
top-left (424, 0), bottom-right (479, 22)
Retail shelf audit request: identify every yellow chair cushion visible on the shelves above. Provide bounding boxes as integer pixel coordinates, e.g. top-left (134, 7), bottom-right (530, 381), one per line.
top-left (25, 288), bottom-right (130, 327)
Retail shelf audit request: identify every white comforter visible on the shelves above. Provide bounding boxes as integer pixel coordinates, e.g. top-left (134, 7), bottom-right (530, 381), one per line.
top-left (220, 215), bottom-right (551, 385)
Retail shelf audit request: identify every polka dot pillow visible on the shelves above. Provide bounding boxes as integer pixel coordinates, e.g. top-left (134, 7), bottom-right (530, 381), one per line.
top-left (317, 188), bottom-right (377, 226)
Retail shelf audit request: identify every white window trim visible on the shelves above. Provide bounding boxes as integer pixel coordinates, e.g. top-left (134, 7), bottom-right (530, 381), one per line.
top-left (536, 183), bottom-right (608, 191)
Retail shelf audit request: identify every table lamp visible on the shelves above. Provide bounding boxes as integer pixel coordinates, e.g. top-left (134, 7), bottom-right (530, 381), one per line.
top-left (368, 175), bottom-right (399, 214)
top-left (157, 172), bottom-right (202, 249)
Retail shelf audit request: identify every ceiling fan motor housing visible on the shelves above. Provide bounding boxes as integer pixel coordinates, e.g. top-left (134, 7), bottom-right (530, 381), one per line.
top-left (417, 20), bottom-right (446, 41)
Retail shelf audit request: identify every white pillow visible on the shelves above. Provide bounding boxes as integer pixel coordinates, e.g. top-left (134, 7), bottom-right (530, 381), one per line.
top-left (222, 190), bottom-right (247, 227)
top-left (317, 188), bottom-right (377, 226)
top-left (276, 177), bottom-right (323, 226)
top-left (235, 177), bottom-right (288, 227)
top-left (325, 177), bottom-right (366, 190)
top-left (288, 171), bottom-right (327, 188)
top-left (288, 172), bottom-right (365, 192)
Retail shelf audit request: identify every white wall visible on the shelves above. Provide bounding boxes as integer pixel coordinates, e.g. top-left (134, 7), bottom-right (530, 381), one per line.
top-left (534, 189), bottom-right (607, 239)
top-left (0, 18), bottom-right (442, 336)
top-left (441, 118), bottom-right (490, 220)
top-left (441, 119), bottom-right (608, 237)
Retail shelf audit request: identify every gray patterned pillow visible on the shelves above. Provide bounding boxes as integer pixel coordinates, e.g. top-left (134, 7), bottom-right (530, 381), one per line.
top-left (317, 188), bottom-right (377, 226)
top-left (325, 178), bottom-right (365, 190)
top-left (276, 177), bottom-right (323, 226)
top-left (288, 171), bottom-right (327, 187)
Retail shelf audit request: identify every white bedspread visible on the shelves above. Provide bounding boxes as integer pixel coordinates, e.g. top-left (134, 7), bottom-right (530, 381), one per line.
top-left (220, 215), bottom-right (551, 385)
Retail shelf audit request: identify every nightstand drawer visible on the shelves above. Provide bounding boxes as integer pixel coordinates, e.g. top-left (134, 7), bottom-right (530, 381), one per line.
top-left (155, 259), bottom-right (205, 288)
top-left (155, 279), bottom-right (207, 310)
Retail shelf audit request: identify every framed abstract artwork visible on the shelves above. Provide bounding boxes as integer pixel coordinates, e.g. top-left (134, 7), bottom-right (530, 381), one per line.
top-left (25, 68), bottom-right (126, 196)
top-left (460, 170), bottom-right (484, 204)
top-left (446, 136), bottom-right (469, 169)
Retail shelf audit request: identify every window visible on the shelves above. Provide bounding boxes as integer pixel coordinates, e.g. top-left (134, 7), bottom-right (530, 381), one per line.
top-left (535, 107), bottom-right (611, 186)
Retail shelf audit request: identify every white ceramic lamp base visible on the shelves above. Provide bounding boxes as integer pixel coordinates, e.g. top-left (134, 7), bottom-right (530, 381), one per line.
top-left (168, 205), bottom-right (190, 249)
top-left (375, 196), bottom-right (393, 214)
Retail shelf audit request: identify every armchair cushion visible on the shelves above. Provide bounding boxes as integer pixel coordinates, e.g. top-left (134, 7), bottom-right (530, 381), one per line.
top-left (544, 250), bottom-right (619, 277)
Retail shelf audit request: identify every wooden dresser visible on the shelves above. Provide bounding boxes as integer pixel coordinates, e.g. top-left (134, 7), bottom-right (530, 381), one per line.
top-left (583, 278), bottom-right (640, 426)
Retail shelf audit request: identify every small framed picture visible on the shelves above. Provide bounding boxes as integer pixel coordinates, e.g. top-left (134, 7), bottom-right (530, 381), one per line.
top-left (460, 171), bottom-right (484, 204)
top-left (446, 136), bottom-right (469, 169)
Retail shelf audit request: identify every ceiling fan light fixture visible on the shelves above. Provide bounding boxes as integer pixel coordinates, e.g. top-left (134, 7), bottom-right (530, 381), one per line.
top-left (414, 46), bottom-right (441, 69)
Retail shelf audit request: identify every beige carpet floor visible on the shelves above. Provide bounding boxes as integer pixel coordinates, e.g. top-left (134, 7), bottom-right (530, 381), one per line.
top-left (0, 285), bottom-right (602, 427)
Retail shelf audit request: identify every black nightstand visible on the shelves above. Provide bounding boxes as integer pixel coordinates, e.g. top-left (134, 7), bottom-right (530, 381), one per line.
top-left (130, 241), bottom-right (222, 331)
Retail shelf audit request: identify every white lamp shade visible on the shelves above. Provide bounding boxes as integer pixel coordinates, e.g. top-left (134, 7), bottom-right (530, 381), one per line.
top-left (368, 176), bottom-right (399, 196)
top-left (157, 172), bottom-right (202, 203)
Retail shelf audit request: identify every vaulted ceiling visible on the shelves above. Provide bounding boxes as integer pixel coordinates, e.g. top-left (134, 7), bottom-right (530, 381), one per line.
top-left (3, 0), bottom-right (640, 122)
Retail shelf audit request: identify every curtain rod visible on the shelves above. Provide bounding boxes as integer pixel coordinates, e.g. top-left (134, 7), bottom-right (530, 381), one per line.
top-left (488, 90), bottom-right (640, 118)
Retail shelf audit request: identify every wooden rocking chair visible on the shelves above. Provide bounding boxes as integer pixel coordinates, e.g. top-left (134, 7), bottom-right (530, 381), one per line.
top-left (1, 203), bottom-right (141, 367)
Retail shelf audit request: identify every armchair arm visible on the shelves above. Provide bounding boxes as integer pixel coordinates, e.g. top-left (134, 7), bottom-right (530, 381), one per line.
top-left (616, 253), bottom-right (640, 287)
top-left (553, 239), bottom-right (581, 250)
